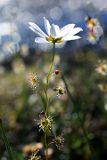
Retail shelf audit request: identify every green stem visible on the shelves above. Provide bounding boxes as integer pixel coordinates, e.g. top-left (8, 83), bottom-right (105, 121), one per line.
top-left (44, 132), bottom-right (48, 160)
top-left (61, 74), bottom-right (92, 155)
top-left (45, 43), bottom-right (55, 116)
top-left (44, 43), bottom-right (56, 160)
top-left (0, 119), bottom-right (14, 160)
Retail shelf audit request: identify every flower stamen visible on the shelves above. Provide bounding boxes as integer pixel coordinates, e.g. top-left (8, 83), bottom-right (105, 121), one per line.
top-left (46, 36), bottom-right (62, 43)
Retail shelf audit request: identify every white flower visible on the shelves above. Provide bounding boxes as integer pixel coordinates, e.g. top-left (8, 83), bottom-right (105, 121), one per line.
top-left (86, 17), bottom-right (103, 44)
top-left (29, 17), bottom-right (83, 44)
top-left (96, 60), bottom-right (107, 76)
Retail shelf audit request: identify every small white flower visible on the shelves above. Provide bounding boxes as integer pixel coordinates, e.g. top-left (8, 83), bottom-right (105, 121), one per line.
top-left (96, 60), bottom-right (107, 76)
top-left (27, 73), bottom-right (39, 89)
top-left (29, 17), bottom-right (83, 44)
top-left (86, 16), bottom-right (103, 44)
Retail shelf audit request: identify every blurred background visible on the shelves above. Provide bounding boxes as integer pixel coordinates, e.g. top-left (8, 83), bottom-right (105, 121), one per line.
top-left (0, 0), bottom-right (107, 160)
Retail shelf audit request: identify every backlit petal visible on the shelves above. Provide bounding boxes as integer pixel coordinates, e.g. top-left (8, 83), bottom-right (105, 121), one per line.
top-left (29, 22), bottom-right (47, 38)
top-left (63, 35), bottom-right (81, 41)
top-left (68, 27), bottom-right (83, 36)
top-left (35, 37), bottom-right (49, 43)
top-left (60, 24), bottom-right (75, 37)
top-left (43, 17), bottom-right (51, 35)
top-left (50, 24), bottom-right (60, 37)
top-left (29, 26), bottom-right (45, 38)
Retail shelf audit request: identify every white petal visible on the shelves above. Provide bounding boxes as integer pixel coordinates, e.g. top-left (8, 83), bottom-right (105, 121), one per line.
top-left (29, 22), bottom-right (47, 38)
top-left (53, 25), bottom-right (60, 37)
top-left (29, 26), bottom-right (43, 37)
top-left (43, 17), bottom-right (51, 35)
top-left (50, 24), bottom-right (60, 37)
top-left (68, 27), bottom-right (83, 36)
top-left (35, 37), bottom-right (49, 43)
top-left (63, 35), bottom-right (81, 41)
top-left (60, 24), bottom-right (75, 37)
top-left (29, 26), bottom-right (45, 38)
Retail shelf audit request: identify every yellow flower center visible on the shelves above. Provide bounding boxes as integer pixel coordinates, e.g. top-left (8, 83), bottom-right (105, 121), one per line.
top-left (58, 87), bottom-right (64, 95)
top-left (46, 36), bottom-right (62, 43)
top-left (98, 84), bottom-right (107, 92)
top-left (32, 77), bottom-right (37, 85)
top-left (42, 118), bottom-right (49, 127)
top-left (101, 65), bottom-right (107, 72)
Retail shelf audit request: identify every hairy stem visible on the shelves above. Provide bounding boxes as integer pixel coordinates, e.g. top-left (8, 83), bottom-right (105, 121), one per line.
top-left (44, 132), bottom-right (48, 160)
top-left (44, 43), bottom-right (55, 160)
top-left (45, 43), bottom-right (55, 116)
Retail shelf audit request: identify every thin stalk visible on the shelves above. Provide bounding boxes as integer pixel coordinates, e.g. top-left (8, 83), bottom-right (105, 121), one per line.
top-left (44, 132), bottom-right (48, 160)
top-left (0, 119), bottom-right (14, 160)
top-left (61, 74), bottom-right (92, 155)
top-left (45, 43), bottom-right (55, 116)
top-left (44, 43), bottom-right (55, 160)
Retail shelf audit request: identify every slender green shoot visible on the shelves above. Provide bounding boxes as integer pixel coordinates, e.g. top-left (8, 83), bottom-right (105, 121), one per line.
top-left (0, 119), bottom-right (14, 160)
